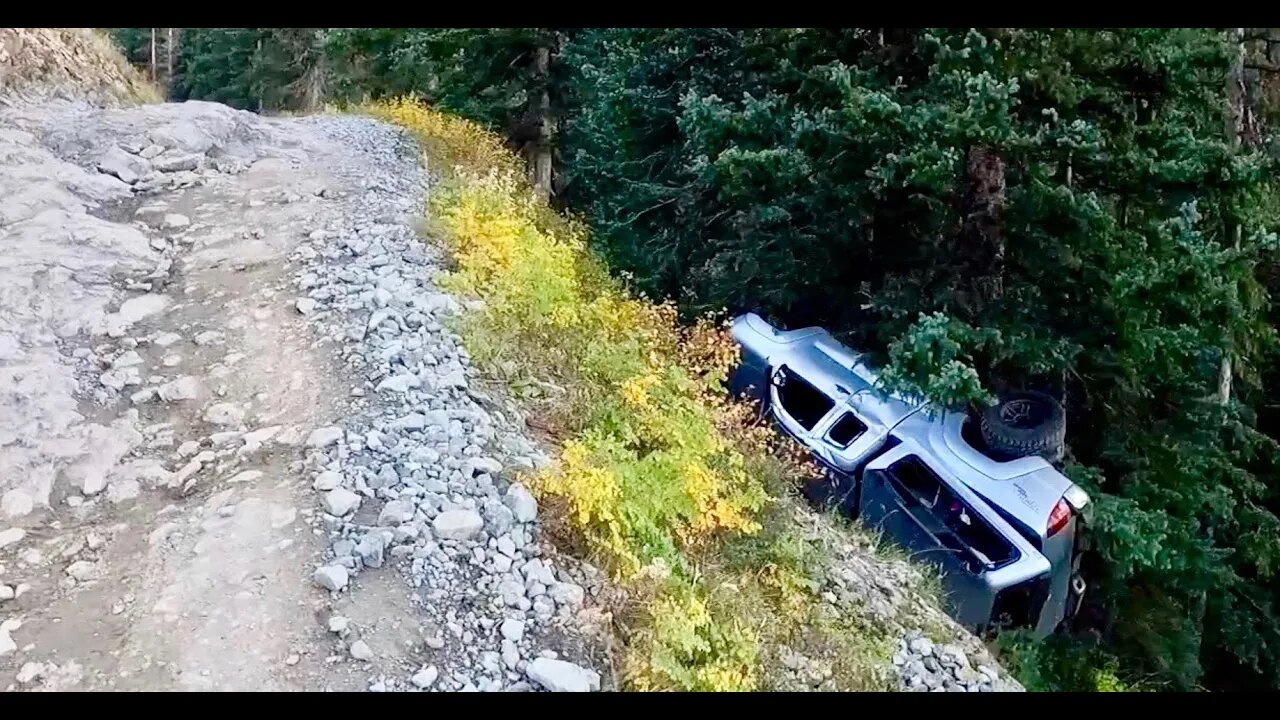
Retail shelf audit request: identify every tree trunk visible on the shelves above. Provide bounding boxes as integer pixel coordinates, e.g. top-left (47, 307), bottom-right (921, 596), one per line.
top-left (255, 36), bottom-right (264, 113)
top-left (1219, 28), bottom-right (1253, 407)
top-left (165, 28), bottom-right (174, 86)
top-left (529, 42), bottom-right (554, 204)
top-left (957, 143), bottom-right (1007, 314)
top-left (149, 28), bottom-right (156, 83)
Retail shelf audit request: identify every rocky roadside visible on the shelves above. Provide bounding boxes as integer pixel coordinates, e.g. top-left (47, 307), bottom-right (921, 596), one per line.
top-left (287, 115), bottom-right (612, 693)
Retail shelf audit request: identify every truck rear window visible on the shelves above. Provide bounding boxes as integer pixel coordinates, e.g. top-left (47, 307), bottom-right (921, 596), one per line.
top-left (887, 456), bottom-right (1016, 569)
top-left (776, 367), bottom-right (834, 430)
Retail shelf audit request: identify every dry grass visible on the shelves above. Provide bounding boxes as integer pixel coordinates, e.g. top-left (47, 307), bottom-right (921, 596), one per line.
top-left (0, 28), bottom-right (160, 104)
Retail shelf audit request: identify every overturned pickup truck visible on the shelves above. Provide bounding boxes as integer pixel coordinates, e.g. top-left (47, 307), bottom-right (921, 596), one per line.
top-left (729, 313), bottom-right (1091, 638)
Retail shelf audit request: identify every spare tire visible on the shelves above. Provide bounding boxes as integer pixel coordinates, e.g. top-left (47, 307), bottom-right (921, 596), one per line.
top-left (980, 390), bottom-right (1066, 463)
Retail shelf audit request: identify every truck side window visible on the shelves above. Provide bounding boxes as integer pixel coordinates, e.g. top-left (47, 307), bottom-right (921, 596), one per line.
top-left (775, 367), bottom-right (834, 430)
top-left (888, 457), bottom-right (1016, 569)
top-left (827, 413), bottom-right (867, 446)
top-left (890, 456), bottom-right (942, 506)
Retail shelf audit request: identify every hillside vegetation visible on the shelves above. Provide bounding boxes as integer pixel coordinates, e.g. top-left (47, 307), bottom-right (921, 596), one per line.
top-left (111, 27), bottom-right (1280, 692)
top-left (365, 98), bottom-right (1024, 691)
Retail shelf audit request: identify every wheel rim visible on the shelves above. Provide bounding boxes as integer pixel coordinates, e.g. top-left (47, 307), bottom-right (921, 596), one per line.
top-left (999, 397), bottom-right (1048, 429)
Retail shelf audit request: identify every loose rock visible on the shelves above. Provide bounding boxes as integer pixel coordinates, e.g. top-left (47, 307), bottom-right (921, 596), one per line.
top-left (526, 657), bottom-right (601, 693)
top-left (313, 564), bottom-right (350, 592)
top-left (321, 488), bottom-right (361, 517)
top-left (433, 510), bottom-right (484, 541)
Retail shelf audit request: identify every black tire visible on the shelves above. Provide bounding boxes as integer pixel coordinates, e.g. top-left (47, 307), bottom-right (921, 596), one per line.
top-left (980, 390), bottom-right (1066, 463)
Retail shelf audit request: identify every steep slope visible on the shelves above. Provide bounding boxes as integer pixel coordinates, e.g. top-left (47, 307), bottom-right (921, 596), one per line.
top-left (372, 100), bottom-right (1025, 692)
top-left (0, 28), bottom-right (158, 105)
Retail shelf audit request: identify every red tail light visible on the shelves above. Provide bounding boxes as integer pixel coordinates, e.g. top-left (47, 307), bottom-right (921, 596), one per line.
top-left (1047, 498), bottom-right (1071, 537)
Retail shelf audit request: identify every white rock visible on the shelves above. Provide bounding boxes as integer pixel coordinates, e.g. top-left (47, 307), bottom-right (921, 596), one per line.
top-left (548, 582), bottom-right (586, 610)
top-left (111, 350), bottom-right (144, 368)
top-left (313, 564), bottom-right (349, 592)
top-left (158, 376), bottom-right (202, 401)
top-left (422, 410), bottom-right (450, 428)
top-left (225, 470), bottom-right (263, 484)
top-left (502, 640), bottom-right (520, 669)
top-left (521, 558), bottom-right (556, 586)
top-left (107, 479), bottom-right (141, 505)
top-left (163, 213), bottom-right (191, 229)
top-left (307, 426), bottom-right (344, 448)
top-left (15, 661), bottom-right (44, 684)
top-left (295, 298), bottom-right (317, 315)
top-left (377, 500), bottom-right (415, 526)
top-left (349, 640), bottom-right (373, 661)
top-left (98, 147), bottom-right (148, 184)
top-left (322, 488), bottom-right (361, 517)
top-left (0, 585), bottom-right (13, 601)
top-left (367, 310), bottom-right (392, 331)
top-left (130, 388), bottom-right (156, 405)
top-left (243, 426), bottom-right (282, 444)
top-left (498, 579), bottom-right (525, 607)
top-left (497, 535), bottom-right (518, 558)
top-left (153, 331), bottom-right (182, 347)
top-left (392, 413), bottom-right (426, 431)
top-left (104, 294), bottom-right (169, 337)
top-left (472, 457), bottom-right (503, 475)
top-left (500, 618), bottom-right (525, 642)
top-left (527, 658), bottom-right (601, 693)
top-left (149, 122), bottom-right (215, 153)
top-left (99, 369), bottom-right (128, 390)
top-left (375, 374), bottom-right (417, 394)
top-left (203, 402), bottom-right (246, 427)
top-left (0, 527), bottom-right (26, 550)
top-left (411, 665), bottom-right (439, 689)
top-left (154, 154), bottom-right (201, 173)
top-left (176, 440), bottom-right (200, 457)
top-left (65, 560), bottom-right (97, 581)
top-left (433, 510), bottom-right (484, 541)
top-left (193, 330), bottom-right (223, 346)
top-left (505, 484), bottom-right (538, 523)
top-left (208, 430), bottom-right (241, 448)
top-left (274, 427), bottom-right (303, 446)
top-left (438, 370), bottom-right (467, 389)
top-left (1, 490), bottom-right (34, 519)
top-left (312, 471), bottom-right (342, 491)
top-left (328, 615), bottom-right (350, 633)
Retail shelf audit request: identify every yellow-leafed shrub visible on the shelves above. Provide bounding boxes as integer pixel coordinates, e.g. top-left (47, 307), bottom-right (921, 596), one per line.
top-left (368, 97), bottom-right (894, 692)
top-left (374, 102), bottom-right (771, 572)
top-left (626, 575), bottom-right (760, 692)
top-left (369, 96), bottom-right (520, 179)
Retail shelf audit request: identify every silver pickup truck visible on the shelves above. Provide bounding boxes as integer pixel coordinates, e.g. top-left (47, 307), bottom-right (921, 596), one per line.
top-left (728, 312), bottom-right (1091, 638)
